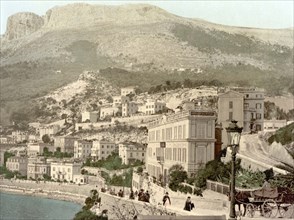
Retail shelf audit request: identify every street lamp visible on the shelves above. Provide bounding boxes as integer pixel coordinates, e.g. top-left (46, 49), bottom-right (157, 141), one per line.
top-left (226, 120), bottom-right (243, 220)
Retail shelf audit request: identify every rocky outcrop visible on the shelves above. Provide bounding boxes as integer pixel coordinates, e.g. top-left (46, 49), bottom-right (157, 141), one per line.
top-left (5, 12), bottom-right (44, 40)
top-left (43, 3), bottom-right (175, 29)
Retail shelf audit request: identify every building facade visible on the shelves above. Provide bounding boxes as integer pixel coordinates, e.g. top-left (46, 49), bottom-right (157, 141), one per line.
top-left (27, 143), bottom-right (53, 157)
top-left (119, 142), bottom-right (147, 165)
top-left (121, 87), bottom-right (136, 96)
top-left (54, 136), bottom-right (78, 153)
top-left (218, 88), bottom-right (264, 147)
top-left (6, 156), bottom-right (28, 176)
top-left (27, 157), bottom-right (51, 180)
top-left (81, 111), bottom-right (99, 123)
top-left (139, 99), bottom-right (166, 115)
top-left (50, 161), bottom-right (82, 182)
top-left (100, 106), bottom-right (120, 119)
top-left (39, 124), bottom-right (60, 140)
top-left (74, 140), bottom-right (92, 159)
top-left (146, 110), bottom-right (216, 182)
top-left (91, 140), bottom-right (117, 161)
top-left (11, 131), bottom-right (28, 143)
top-left (122, 101), bottom-right (138, 117)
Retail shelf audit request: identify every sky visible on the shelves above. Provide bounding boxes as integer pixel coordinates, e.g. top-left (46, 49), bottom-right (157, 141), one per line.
top-left (1, 0), bottom-right (293, 34)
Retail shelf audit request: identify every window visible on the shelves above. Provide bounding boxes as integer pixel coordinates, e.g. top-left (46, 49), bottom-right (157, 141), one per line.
top-left (53, 167), bottom-right (55, 171)
top-left (197, 123), bottom-right (206, 138)
top-left (178, 125), bottom-right (182, 139)
top-left (102, 145), bottom-right (104, 148)
top-left (256, 103), bottom-right (262, 109)
top-left (174, 127), bottom-right (177, 139)
top-left (229, 112), bottom-right (233, 121)
top-left (102, 151), bottom-right (104, 154)
top-left (256, 113), bottom-right (262, 119)
top-left (173, 148), bottom-right (177, 160)
top-left (178, 148), bottom-right (181, 161)
top-left (68, 168), bottom-right (71, 172)
top-left (130, 153), bottom-right (133, 157)
top-left (229, 101), bottom-right (233, 109)
top-left (142, 153), bottom-right (144, 156)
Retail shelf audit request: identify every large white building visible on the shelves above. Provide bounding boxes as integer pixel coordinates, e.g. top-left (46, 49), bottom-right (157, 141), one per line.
top-left (74, 140), bottom-right (92, 159)
top-left (27, 157), bottom-right (51, 180)
top-left (146, 110), bottom-right (216, 182)
top-left (91, 140), bottom-right (117, 161)
top-left (50, 161), bottom-right (82, 182)
top-left (139, 99), bottom-right (166, 115)
top-left (119, 142), bottom-right (147, 165)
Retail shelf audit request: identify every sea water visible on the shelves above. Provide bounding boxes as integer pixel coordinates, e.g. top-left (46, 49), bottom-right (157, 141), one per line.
top-left (0, 192), bottom-right (82, 220)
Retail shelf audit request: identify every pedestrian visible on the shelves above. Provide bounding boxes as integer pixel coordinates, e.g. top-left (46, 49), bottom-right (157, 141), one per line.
top-left (184, 196), bottom-right (195, 211)
top-left (145, 190), bottom-right (150, 203)
top-left (138, 189), bottom-right (144, 201)
top-left (129, 189), bottom-right (135, 200)
top-left (162, 192), bottom-right (171, 206)
top-left (118, 189), bottom-right (123, 197)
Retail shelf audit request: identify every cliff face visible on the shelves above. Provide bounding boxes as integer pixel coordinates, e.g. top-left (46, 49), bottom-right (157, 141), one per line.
top-left (42, 3), bottom-right (174, 29)
top-left (5, 12), bottom-right (44, 40)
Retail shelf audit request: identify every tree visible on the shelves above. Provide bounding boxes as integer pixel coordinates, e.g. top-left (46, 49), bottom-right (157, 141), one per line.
top-left (42, 134), bottom-right (51, 143)
top-left (168, 164), bottom-right (188, 191)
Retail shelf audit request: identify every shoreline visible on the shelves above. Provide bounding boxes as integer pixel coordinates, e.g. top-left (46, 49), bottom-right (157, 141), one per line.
top-left (0, 184), bottom-right (86, 206)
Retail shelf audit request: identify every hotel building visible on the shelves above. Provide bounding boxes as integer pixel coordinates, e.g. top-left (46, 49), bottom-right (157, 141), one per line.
top-left (146, 110), bottom-right (216, 182)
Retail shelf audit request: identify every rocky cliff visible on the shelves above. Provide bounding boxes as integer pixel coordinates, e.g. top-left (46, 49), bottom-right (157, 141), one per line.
top-left (4, 12), bottom-right (44, 40)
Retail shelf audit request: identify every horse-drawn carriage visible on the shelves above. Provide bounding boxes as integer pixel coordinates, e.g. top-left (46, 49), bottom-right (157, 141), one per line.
top-left (235, 187), bottom-right (294, 218)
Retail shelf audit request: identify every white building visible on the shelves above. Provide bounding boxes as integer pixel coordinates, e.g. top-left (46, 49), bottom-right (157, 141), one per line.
top-left (91, 140), bottom-right (117, 161)
top-left (146, 110), bottom-right (216, 182)
top-left (121, 86), bottom-right (136, 96)
top-left (39, 124), bottom-right (60, 140)
top-left (264, 119), bottom-right (287, 131)
top-left (27, 143), bottom-right (54, 157)
top-left (27, 157), bottom-right (51, 180)
top-left (112, 95), bottom-right (130, 107)
top-left (100, 106), bottom-right (120, 119)
top-left (74, 140), bottom-right (92, 159)
top-left (119, 142), bottom-right (147, 165)
top-left (50, 161), bottom-right (82, 182)
top-left (139, 99), bottom-right (166, 115)
top-left (11, 131), bottom-right (28, 143)
top-left (81, 111), bottom-right (99, 123)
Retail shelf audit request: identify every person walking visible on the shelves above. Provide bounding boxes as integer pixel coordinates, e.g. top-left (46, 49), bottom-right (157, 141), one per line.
top-left (162, 192), bottom-right (171, 206)
top-left (184, 196), bottom-right (195, 211)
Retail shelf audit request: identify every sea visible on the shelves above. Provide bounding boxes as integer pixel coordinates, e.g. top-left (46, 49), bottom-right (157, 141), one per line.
top-left (0, 192), bottom-right (82, 220)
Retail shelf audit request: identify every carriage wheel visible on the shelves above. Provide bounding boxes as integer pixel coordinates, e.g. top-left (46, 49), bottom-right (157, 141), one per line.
top-left (246, 203), bottom-right (255, 218)
top-left (262, 199), bottom-right (278, 218)
top-left (278, 204), bottom-right (289, 218)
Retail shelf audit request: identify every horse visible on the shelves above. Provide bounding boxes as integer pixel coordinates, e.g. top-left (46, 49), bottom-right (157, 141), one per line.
top-left (228, 190), bottom-right (251, 216)
top-left (235, 191), bottom-right (251, 216)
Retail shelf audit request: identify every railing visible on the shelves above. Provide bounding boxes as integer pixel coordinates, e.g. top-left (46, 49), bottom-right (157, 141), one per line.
top-left (206, 180), bottom-right (229, 196)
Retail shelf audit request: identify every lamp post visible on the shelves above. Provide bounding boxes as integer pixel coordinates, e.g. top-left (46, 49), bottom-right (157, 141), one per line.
top-left (226, 120), bottom-right (243, 220)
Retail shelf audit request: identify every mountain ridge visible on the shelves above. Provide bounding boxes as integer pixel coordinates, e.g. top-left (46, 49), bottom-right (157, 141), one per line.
top-left (0, 3), bottom-right (293, 124)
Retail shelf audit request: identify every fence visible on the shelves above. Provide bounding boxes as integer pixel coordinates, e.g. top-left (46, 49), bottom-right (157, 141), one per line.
top-left (206, 180), bottom-right (229, 196)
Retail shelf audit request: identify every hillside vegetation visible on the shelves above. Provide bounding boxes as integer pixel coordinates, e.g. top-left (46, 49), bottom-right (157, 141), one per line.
top-left (1, 3), bottom-right (293, 124)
